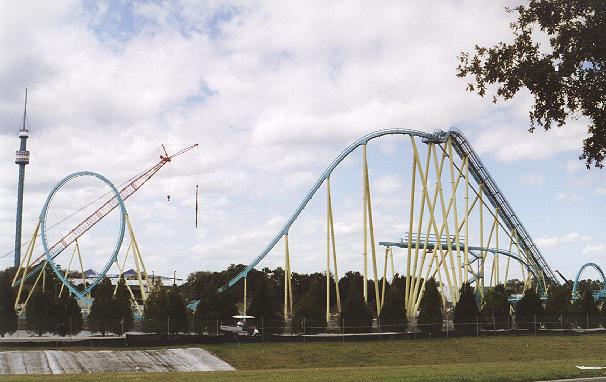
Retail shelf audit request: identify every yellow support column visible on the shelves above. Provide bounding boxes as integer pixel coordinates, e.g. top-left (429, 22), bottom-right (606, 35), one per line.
top-left (405, 152), bottom-right (417, 315)
top-left (363, 145), bottom-right (381, 316)
top-left (126, 215), bottom-right (147, 301)
top-left (284, 233), bottom-right (293, 319)
top-left (409, 142), bottom-right (436, 311)
top-left (327, 177), bottom-right (341, 313)
top-left (14, 221), bottom-right (40, 311)
top-left (448, 141), bottom-right (463, 289)
top-left (326, 179), bottom-right (331, 321)
top-left (244, 276), bottom-right (248, 316)
top-left (495, 209), bottom-right (500, 286)
top-left (381, 246), bottom-right (389, 309)
top-left (479, 184), bottom-right (484, 296)
top-left (463, 157), bottom-right (470, 279)
top-left (362, 145), bottom-right (368, 302)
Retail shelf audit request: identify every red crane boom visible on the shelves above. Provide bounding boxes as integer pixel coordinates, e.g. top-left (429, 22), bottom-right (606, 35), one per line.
top-left (14, 144), bottom-right (198, 286)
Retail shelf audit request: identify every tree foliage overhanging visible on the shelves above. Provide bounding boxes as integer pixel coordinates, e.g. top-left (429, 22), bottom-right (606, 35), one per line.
top-left (457, 0), bottom-right (606, 168)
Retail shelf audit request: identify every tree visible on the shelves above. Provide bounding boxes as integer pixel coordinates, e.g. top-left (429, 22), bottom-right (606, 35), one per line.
top-left (26, 288), bottom-right (56, 336)
top-left (379, 283), bottom-right (407, 332)
top-left (143, 280), bottom-right (169, 333)
top-left (114, 278), bottom-right (134, 334)
top-left (194, 283), bottom-right (237, 335)
top-left (481, 284), bottom-right (511, 330)
top-left (515, 287), bottom-right (544, 330)
top-left (544, 284), bottom-right (572, 328)
top-left (247, 276), bottom-right (280, 323)
top-left (417, 278), bottom-right (443, 336)
top-left (453, 283), bottom-right (478, 333)
top-left (0, 271), bottom-right (18, 337)
top-left (457, 1), bottom-right (606, 168)
top-left (166, 285), bottom-right (189, 334)
top-left (574, 289), bottom-right (599, 328)
top-left (600, 301), bottom-right (606, 328)
top-left (339, 281), bottom-right (372, 333)
top-left (88, 278), bottom-right (117, 336)
top-left (293, 280), bottom-right (326, 334)
top-left (54, 293), bottom-right (83, 336)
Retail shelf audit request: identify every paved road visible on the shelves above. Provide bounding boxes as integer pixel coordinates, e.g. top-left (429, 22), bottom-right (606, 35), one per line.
top-left (0, 348), bottom-right (235, 374)
top-left (538, 378), bottom-right (606, 382)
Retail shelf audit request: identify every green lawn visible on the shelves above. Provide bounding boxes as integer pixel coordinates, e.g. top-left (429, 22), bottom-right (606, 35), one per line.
top-left (3, 334), bottom-right (606, 381)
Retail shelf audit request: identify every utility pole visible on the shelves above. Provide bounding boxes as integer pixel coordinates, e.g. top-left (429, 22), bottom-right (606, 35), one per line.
top-left (14, 89), bottom-right (30, 268)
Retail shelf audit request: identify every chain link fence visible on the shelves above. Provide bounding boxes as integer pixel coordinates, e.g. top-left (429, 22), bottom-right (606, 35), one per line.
top-left (2, 314), bottom-right (606, 347)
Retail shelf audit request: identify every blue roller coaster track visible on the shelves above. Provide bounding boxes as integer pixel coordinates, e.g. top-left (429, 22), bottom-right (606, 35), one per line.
top-left (218, 128), bottom-right (558, 293)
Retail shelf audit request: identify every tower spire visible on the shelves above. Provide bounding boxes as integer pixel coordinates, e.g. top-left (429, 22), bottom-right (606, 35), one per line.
top-left (14, 89), bottom-right (30, 268)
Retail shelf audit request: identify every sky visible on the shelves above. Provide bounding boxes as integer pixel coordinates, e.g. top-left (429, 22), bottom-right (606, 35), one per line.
top-left (1, 1), bottom-right (605, 285)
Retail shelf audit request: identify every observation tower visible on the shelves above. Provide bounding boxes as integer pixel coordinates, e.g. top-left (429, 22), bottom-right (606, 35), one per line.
top-left (14, 89), bottom-right (30, 268)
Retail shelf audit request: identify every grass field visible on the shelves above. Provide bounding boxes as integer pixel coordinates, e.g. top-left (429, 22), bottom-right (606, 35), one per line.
top-left (3, 334), bottom-right (606, 381)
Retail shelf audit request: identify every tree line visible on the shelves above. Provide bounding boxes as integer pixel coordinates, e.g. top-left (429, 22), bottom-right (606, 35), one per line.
top-left (1, 264), bottom-right (605, 337)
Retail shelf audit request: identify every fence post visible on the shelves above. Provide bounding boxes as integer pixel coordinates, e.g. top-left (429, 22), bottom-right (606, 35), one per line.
top-left (534, 314), bottom-right (537, 335)
top-left (587, 313), bottom-right (589, 332)
top-left (262, 316), bottom-right (265, 343)
top-left (492, 312), bottom-right (496, 331)
top-left (168, 316), bottom-right (170, 340)
top-left (476, 316), bottom-right (479, 337)
top-left (303, 317), bottom-right (306, 344)
top-left (342, 317), bottom-right (345, 343)
top-left (445, 317), bottom-right (448, 338)
top-left (560, 314), bottom-right (563, 331)
top-left (378, 317), bottom-right (381, 340)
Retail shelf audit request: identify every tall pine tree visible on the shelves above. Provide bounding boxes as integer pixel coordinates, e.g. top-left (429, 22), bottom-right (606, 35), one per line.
top-left (379, 283), bottom-right (407, 332)
top-left (26, 288), bottom-right (56, 336)
top-left (481, 284), bottom-right (511, 330)
top-left (166, 285), bottom-right (189, 334)
top-left (339, 281), bottom-right (372, 333)
top-left (194, 283), bottom-right (237, 335)
top-left (143, 280), bottom-right (169, 333)
top-left (515, 287), bottom-right (544, 331)
top-left (54, 292), bottom-right (83, 336)
top-left (293, 279), bottom-right (326, 333)
top-left (453, 282), bottom-right (478, 333)
top-left (114, 278), bottom-right (133, 334)
top-left (248, 277), bottom-right (280, 323)
top-left (0, 271), bottom-right (18, 337)
top-left (544, 284), bottom-right (572, 329)
top-left (574, 289), bottom-right (599, 329)
top-left (417, 278), bottom-right (443, 336)
top-left (88, 278), bottom-right (117, 336)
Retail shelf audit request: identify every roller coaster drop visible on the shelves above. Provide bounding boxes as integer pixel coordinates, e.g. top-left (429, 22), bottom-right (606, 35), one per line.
top-left (214, 128), bottom-right (566, 318)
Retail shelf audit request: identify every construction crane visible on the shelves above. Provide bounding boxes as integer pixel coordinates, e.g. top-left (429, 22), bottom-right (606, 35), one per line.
top-left (13, 143), bottom-right (198, 287)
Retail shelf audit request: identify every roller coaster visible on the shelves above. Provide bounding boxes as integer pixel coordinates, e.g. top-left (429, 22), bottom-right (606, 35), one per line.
top-left (205, 127), bottom-right (579, 318)
top-left (13, 127), bottom-right (604, 317)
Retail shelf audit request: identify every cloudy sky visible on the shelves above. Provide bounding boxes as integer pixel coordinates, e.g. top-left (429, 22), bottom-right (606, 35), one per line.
top-left (1, 1), bottom-right (605, 284)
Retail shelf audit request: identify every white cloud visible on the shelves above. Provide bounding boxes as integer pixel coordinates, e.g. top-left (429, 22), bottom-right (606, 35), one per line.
top-left (536, 232), bottom-right (590, 249)
top-left (519, 174), bottom-right (544, 186)
top-left (582, 245), bottom-right (606, 256)
top-left (0, 1), bottom-right (602, 281)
